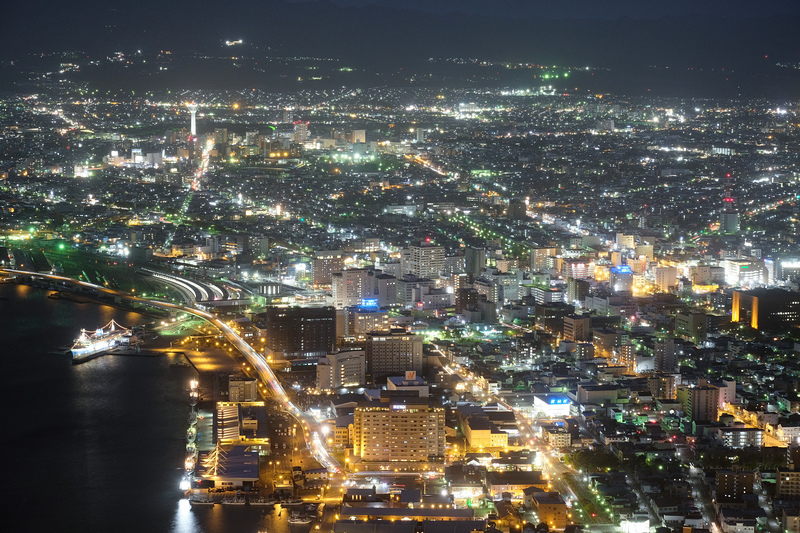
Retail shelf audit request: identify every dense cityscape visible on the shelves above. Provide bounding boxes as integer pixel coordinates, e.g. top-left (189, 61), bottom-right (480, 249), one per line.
top-left (3, 3), bottom-right (800, 533)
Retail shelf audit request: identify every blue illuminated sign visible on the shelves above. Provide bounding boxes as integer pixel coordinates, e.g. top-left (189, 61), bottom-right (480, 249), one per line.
top-left (360, 298), bottom-right (379, 309)
top-left (549, 397), bottom-right (569, 405)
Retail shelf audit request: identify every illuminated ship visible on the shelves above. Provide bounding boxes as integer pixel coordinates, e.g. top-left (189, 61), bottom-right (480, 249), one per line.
top-left (71, 320), bottom-right (130, 363)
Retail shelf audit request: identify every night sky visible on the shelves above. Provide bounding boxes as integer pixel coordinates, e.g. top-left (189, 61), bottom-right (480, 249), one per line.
top-left (288, 0), bottom-right (800, 19)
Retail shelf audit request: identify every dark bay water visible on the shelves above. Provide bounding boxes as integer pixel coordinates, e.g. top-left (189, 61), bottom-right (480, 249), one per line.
top-left (0, 283), bottom-right (300, 533)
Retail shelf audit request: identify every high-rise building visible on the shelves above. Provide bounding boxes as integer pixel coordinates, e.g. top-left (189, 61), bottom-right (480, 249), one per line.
top-left (214, 127), bottom-right (228, 146)
top-left (531, 247), bottom-right (558, 272)
top-left (292, 122), bottom-right (308, 142)
top-left (655, 266), bottom-right (677, 292)
top-left (313, 250), bottom-right (344, 287)
top-left (562, 315), bottom-right (591, 342)
top-left (732, 289), bottom-right (800, 331)
top-left (464, 246), bottom-right (486, 277)
top-left (716, 469), bottom-right (755, 503)
top-left (408, 241), bottom-right (444, 279)
top-left (259, 306), bottom-right (336, 359)
top-left (647, 373), bottom-right (677, 399)
top-left (654, 338), bottom-right (679, 373)
top-left (609, 265), bottom-right (634, 294)
top-left (316, 350), bottom-right (365, 391)
top-left (676, 379), bottom-right (719, 422)
top-left (395, 274), bottom-right (435, 309)
top-left (365, 330), bottom-right (423, 381)
top-left (566, 277), bottom-right (590, 305)
top-left (353, 398), bottom-right (445, 465)
top-left (332, 268), bottom-right (376, 309)
top-left (675, 312), bottom-right (708, 344)
top-left (777, 468), bottom-right (800, 499)
top-left (345, 304), bottom-right (390, 341)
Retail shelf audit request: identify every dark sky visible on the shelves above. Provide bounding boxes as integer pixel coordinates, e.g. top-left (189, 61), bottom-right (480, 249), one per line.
top-left (289, 0), bottom-right (800, 19)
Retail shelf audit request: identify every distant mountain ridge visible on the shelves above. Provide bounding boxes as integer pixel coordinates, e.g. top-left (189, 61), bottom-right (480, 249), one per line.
top-left (2, 0), bottom-right (798, 73)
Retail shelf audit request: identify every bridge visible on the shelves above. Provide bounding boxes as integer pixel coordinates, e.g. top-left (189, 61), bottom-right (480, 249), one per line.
top-left (1, 268), bottom-right (341, 474)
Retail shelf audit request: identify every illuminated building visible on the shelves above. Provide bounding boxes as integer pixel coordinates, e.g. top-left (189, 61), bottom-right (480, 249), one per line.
top-left (187, 103), bottom-right (198, 136)
top-left (228, 375), bottom-right (258, 402)
top-left (532, 393), bottom-right (571, 418)
top-left (332, 268), bottom-right (376, 309)
top-left (610, 265), bottom-right (634, 294)
top-left (531, 492), bottom-right (568, 530)
top-left (723, 259), bottom-right (766, 287)
top-left (215, 402), bottom-right (270, 454)
top-left (259, 306), bottom-right (336, 359)
top-left (647, 373), bottom-right (677, 399)
top-left (714, 427), bottom-right (763, 448)
top-left (563, 314), bottom-right (591, 342)
top-left (316, 350), bottom-right (365, 391)
top-left (566, 277), bottom-right (590, 305)
top-left (676, 379), bottom-right (719, 422)
top-left (716, 470), bottom-right (755, 504)
top-left (396, 274), bottom-right (435, 308)
top-left (777, 469), bottom-right (800, 499)
top-left (343, 302), bottom-right (389, 341)
top-left (655, 266), bottom-right (677, 292)
top-left (462, 417), bottom-right (508, 449)
top-left (365, 330), bottom-right (423, 381)
top-left (732, 289), bottom-right (800, 331)
top-left (408, 241), bottom-right (444, 279)
top-left (562, 258), bottom-right (590, 280)
top-left (313, 250), bottom-right (344, 287)
top-left (386, 371), bottom-right (428, 397)
top-left (352, 399), bottom-right (445, 465)
top-left (616, 233), bottom-right (635, 250)
top-left (531, 247), bottom-right (558, 272)
top-left (292, 121), bottom-right (308, 142)
top-left (674, 312), bottom-right (708, 343)
top-left (654, 338), bottom-right (679, 373)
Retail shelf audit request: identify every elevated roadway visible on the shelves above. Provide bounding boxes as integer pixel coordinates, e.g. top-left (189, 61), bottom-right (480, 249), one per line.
top-left (1, 268), bottom-right (341, 474)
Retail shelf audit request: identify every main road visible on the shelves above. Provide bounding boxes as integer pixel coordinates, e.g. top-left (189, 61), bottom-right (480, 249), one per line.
top-left (1, 268), bottom-right (341, 474)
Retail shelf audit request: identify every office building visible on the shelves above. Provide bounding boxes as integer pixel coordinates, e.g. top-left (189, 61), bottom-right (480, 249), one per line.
top-left (655, 266), bottom-right (677, 292)
top-left (228, 375), bottom-right (258, 402)
top-left (563, 315), bottom-right (591, 342)
top-left (259, 306), bottom-right (336, 359)
top-left (332, 268), bottom-right (376, 309)
top-left (313, 250), bottom-right (344, 287)
top-left (732, 289), bottom-right (800, 331)
top-left (316, 350), bottom-right (366, 391)
top-left (676, 379), bottom-right (719, 422)
top-left (353, 399), bottom-right (445, 465)
top-left (365, 330), bottom-right (423, 381)
top-left (408, 241), bottom-right (444, 279)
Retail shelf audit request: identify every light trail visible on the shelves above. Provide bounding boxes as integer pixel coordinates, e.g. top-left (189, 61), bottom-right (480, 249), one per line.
top-left (1, 268), bottom-right (341, 473)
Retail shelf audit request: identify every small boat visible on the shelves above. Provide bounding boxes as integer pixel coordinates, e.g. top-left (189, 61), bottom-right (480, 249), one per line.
top-left (288, 512), bottom-right (312, 525)
top-left (189, 497), bottom-right (215, 507)
top-left (282, 498), bottom-right (304, 507)
top-left (222, 497), bottom-right (247, 506)
top-left (249, 497), bottom-right (276, 507)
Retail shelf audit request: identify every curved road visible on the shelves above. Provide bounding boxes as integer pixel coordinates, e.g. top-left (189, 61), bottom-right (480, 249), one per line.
top-left (2, 268), bottom-right (341, 474)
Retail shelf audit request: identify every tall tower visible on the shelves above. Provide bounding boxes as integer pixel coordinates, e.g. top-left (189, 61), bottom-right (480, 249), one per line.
top-left (187, 103), bottom-right (198, 137)
top-left (721, 172), bottom-right (740, 235)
